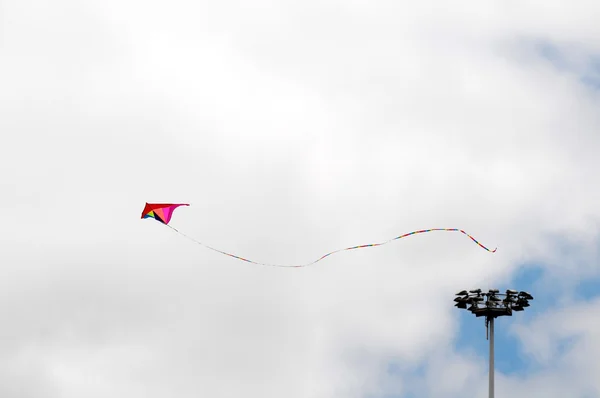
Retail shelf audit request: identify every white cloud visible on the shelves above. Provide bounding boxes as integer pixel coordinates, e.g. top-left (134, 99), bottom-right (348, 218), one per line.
top-left (1, 0), bottom-right (599, 397)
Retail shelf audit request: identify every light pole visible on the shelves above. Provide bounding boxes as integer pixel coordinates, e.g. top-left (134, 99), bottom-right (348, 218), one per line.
top-left (454, 288), bottom-right (533, 398)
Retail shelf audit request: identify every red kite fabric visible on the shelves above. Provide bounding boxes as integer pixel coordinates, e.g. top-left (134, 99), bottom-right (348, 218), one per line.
top-left (141, 203), bottom-right (189, 225)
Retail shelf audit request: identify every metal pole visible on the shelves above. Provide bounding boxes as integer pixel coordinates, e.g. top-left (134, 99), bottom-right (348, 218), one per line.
top-left (455, 289), bottom-right (533, 398)
top-left (489, 316), bottom-right (494, 398)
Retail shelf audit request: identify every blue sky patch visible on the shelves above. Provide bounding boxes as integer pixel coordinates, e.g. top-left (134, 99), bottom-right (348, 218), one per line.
top-left (532, 39), bottom-right (600, 90)
top-left (536, 41), bottom-right (568, 70)
top-left (581, 55), bottom-right (600, 89)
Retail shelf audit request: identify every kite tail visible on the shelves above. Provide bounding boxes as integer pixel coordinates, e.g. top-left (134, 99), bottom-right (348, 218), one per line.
top-left (163, 225), bottom-right (496, 268)
top-left (165, 225), bottom-right (286, 267)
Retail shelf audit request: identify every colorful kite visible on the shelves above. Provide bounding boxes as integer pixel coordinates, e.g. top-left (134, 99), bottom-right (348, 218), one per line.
top-left (141, 203), bottom-right (189, 225)
top-left (141, 202), bottom-right (496, 268)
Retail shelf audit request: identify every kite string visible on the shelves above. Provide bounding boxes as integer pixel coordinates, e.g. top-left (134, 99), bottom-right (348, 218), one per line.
top-left (163, 225), bottom-right (496, 268)
top-left (165, 224), bottom-right (275, 266)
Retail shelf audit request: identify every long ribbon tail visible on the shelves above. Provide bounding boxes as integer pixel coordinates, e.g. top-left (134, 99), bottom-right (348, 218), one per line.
top-left (164, 225), bottom-right (496, 268)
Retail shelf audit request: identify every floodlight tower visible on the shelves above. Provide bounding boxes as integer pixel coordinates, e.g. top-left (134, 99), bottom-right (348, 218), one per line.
top-left (454, 289), bottom-right (533, 398)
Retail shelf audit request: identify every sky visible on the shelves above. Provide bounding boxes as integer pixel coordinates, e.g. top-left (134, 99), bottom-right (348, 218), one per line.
top-left (1, 1), bottom-right (600, 397)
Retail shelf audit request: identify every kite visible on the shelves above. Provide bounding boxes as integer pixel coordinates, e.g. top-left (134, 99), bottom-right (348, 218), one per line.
top-left (141, 203), bottom-right (189, 225)
top-left (141, 202), bottom-right (496, 268)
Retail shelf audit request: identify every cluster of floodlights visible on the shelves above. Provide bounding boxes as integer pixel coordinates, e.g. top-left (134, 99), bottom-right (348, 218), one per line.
top-left (454, 288), bottom-right (534, 397)
top-left (454, 289), bottom-right (534, 318)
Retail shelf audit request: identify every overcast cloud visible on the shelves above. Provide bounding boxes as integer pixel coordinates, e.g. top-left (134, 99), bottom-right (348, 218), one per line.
top-left (1, 1), bottom-right (599, 397)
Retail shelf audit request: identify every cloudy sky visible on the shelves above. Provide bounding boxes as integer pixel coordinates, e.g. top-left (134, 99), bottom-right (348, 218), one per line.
top-left (1, 0), bottom-right (600, 397)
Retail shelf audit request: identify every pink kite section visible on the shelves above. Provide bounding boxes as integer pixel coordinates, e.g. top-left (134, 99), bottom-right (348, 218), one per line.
top-left (141, 203), bottom-right (189, 225)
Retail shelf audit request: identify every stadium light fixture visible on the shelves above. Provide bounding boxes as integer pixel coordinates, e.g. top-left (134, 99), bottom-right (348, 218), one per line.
top-left (454, 288), bottom-right (533, 398)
